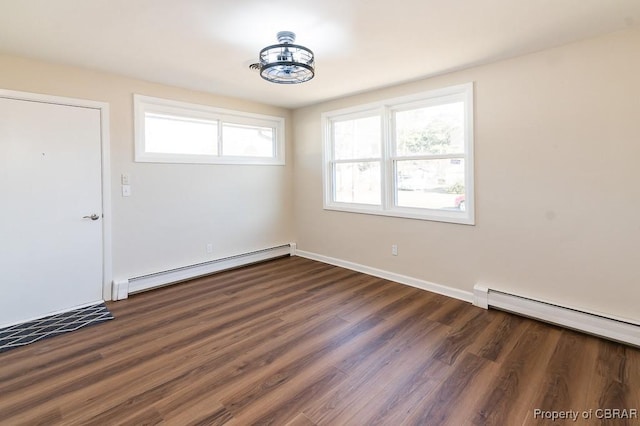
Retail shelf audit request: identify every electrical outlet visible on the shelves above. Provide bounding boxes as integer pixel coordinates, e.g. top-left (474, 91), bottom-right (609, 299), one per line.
top-left (391, 244), bottom-right (398, 256)
top-left (206, 243), bottom-right (213, 254)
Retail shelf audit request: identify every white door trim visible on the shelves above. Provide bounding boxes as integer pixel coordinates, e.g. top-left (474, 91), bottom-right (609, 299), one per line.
top-left (0, 89), bottom-right (112, 301)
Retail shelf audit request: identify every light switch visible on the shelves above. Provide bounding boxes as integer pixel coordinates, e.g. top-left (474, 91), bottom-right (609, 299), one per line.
top-left (121, 173), bottom-right (130, 185)
top-left (122, 185), bottom-right (131, 197)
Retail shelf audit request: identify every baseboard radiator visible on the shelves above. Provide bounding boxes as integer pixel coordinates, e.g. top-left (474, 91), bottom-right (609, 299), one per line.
top-left (112, 244), bottom-right (295, 300)
top-left (473, 284), bottom-right (640, 347)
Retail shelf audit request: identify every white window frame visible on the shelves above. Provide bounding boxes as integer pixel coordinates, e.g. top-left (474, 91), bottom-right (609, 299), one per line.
top-left (322, 82), bottom-right (474, 225)
top-left (134, 94), bottom-right (285, 165)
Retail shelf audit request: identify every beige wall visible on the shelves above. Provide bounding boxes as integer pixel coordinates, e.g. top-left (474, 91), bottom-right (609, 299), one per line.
top-left (2, 27), bottom-right (638, 322)
top-left (293, 28), bottom-right (640, 322)
top-left (0, 54), bottom-right (295, 293)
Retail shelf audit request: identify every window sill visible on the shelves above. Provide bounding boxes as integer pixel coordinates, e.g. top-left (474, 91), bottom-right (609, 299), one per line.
top-left (323, 203), bottom-right (475, 225)
top-left (134, 153), bottom-right (285, 166)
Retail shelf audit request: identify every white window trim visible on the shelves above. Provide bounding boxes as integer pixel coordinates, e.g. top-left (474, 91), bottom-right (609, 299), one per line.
top-left (322, 82), bottom-right (474, 225)
top-left (134, 94), bottom-right (285, 165)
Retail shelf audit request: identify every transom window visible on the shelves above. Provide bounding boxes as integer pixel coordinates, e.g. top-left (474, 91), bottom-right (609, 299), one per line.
top-left (323, 83), bottom-right (474, 224)
top-left (134, 95), bottom-right (285, 165)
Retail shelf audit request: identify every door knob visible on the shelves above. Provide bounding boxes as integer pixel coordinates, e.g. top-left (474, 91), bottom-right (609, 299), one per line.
top-left (83, 214), bottom-right (100, 221)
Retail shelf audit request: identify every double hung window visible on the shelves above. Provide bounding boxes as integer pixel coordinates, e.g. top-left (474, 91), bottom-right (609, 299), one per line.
top-left (323, 83), bottom-right (474, 224)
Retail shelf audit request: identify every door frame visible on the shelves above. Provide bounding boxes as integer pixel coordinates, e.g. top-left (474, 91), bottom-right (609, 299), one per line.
top-left (0, 89), bottom-right (112, 301)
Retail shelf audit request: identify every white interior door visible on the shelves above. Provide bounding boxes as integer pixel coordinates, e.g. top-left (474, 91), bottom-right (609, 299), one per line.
top-left (0, 96), bottom-right (103, 327)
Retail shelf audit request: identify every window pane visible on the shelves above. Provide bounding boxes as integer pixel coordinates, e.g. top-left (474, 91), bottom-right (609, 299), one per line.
top-left (395, 102), bottom-right (464, 156)
top-left (335, 162), bottom-right (381, 205)
top-left (333, 116), bottom-right (381, 160)
top-left (396, 159), bottom-right (465, 210)
top-left (222, 123), bottom-right (274, 157)
top-left (145, 113), bottom-right (217, 155)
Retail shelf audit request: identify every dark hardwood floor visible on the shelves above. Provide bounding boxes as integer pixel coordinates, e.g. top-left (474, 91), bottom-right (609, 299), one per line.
top-left (1, 256), bottom-right (638, 425)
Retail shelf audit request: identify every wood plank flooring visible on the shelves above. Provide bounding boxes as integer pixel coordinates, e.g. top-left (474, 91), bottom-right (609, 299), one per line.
top-left (1, 256), bottom-right (639, 425)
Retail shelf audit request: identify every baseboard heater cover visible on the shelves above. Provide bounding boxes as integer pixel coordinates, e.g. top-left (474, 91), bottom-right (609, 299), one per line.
top-left (112, 244), bottom-right (294, 300)
top-left (473, 284), bottom-right (640, 347)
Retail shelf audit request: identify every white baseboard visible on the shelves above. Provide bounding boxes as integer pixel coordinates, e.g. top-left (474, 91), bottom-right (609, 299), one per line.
top-left (473, 284), bottom-right (640, 347)
top-left (112, 244), bottom-right (294, 300)
top-left (109, 244), bottom-right (639, 347)
top-left (293, 251), bottom-right (639, 347)
top-left (112, 279), bottom-right (129, 301)
top-left (295, 250), bottom-right (473, 303)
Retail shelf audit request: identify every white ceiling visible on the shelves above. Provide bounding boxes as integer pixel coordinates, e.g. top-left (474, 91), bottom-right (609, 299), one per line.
top-left (1, 0), bottom-right (639, 108)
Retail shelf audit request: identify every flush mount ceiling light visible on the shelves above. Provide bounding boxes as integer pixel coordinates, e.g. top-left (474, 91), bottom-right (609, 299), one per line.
top-left (250, 31), bottom-right (315, 84)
